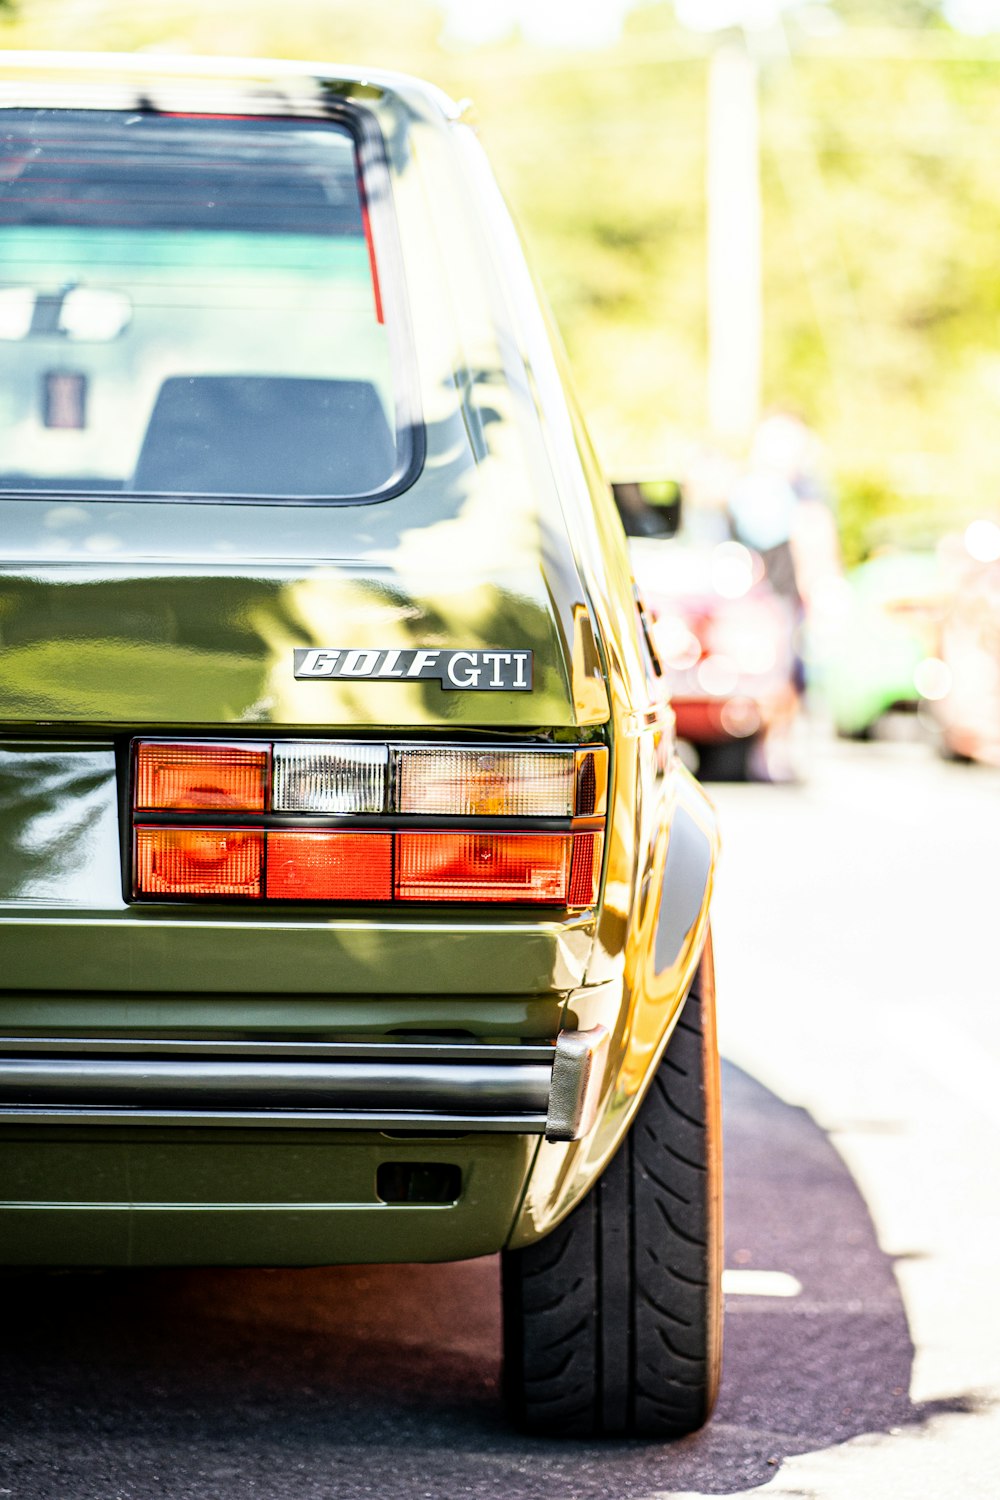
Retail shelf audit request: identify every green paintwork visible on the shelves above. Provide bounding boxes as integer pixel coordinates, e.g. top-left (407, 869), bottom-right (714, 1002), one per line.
top-left (0, 1132), bottom-right (538, 1267)
top-left (0, 909), bottom-right (592, 999)
top-left (0, 56), bottom-right (717, 1269)
top-left (0, 535), bottom-right (577, 731)
top-left (0, 994), bottom-right (566, 1040)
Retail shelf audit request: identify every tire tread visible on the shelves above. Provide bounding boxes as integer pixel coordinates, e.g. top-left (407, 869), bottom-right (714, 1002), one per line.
top-left (502, 945), bottom-right (722, 1438)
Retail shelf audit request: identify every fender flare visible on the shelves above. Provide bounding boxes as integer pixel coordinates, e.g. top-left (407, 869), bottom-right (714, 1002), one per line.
top-left (508, 761), bottom-right (719, 1247)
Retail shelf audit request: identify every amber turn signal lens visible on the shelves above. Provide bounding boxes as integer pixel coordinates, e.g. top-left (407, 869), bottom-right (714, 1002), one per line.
top-left (135, 742), bottom-right (268, 811)
top-left (265, 831), bottom-right (392, 900)
top-left (134, 826), bottom-right (263, 898)
top-left (394, 748), bottom-right (576, 817)
top-left (574, 747), bottom-right (608, 818)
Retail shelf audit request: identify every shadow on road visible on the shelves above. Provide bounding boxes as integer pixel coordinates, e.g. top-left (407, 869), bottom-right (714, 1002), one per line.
top-left (0, 1064), bottom-right (971, 1499)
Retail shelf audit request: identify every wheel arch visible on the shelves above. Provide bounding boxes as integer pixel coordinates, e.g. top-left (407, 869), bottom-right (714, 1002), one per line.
top-left (508, 761), bottom-right (719, 1248)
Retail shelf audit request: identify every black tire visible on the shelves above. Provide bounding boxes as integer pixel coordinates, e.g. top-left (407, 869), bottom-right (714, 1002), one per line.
top-left (834, 721), bottom-right (874, 743)
top-left (935, 734), bottom-right (973, 765)
top-left (501, 939), bottom-right (723, 1438)
top-left (696, 737), bottom-right (754, 781)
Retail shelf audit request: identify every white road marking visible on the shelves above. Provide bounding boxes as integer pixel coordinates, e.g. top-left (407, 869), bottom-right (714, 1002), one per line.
top-left (722, 1269), bottom-right (803, 1297)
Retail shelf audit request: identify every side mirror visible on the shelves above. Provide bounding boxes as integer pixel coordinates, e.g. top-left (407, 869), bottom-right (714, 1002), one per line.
top-left (611, 479), bottom-right (682, 540)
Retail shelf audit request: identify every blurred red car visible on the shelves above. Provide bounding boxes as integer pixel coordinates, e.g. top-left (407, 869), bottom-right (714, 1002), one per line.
top-left (621, 493), bottom-right (799, 778)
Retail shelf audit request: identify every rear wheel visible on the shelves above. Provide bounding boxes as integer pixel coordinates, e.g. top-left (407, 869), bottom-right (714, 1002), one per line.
top-left (501, 939), bottom-right (723, 1438)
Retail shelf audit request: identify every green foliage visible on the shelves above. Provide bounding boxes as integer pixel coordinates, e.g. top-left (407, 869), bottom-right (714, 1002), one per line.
top-left (758, 46), bottom-right (1000, 548)
top-left (832, 0), bottom-right (946, 24)
top-left (838, 473), bottom-right (912, 567)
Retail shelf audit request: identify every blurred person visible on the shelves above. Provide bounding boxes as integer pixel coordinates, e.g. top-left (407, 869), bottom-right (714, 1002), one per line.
top-left (726, 411), bottom-right (841, 775)
top-left (729, 409), bottom-right (840, 620)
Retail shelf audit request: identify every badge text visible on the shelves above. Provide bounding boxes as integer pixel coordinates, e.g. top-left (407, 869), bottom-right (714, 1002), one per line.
top-left (293, 648), bottom-right (533, 692)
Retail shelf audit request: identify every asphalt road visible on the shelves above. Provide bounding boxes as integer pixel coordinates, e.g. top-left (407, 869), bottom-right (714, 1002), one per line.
top-left (1, 726), bottom-right (998, 1499)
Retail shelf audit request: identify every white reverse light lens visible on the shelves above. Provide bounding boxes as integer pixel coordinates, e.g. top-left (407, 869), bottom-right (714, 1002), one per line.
top-left (272, 743), bottom-right (387, 813)
top-left (395, 748), bottom-right (576, 817)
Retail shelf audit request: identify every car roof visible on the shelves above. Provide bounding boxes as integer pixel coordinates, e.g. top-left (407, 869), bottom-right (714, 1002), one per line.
top-left (0, 49), bottom-right (465, 124)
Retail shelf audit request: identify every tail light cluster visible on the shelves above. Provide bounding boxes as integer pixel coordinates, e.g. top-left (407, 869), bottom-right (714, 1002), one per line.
top-left (130, 740), bottom-right (607, 908)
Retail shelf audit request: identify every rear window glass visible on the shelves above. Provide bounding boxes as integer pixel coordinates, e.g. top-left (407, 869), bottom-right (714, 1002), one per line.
top-left (0, 109), bottom-right (407, 500)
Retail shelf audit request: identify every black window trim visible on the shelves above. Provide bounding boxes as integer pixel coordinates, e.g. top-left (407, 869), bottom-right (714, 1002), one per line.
top-left (0, 99), bottom-right (426, 508)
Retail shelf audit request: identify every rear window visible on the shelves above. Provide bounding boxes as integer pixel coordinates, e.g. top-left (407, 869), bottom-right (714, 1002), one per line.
top-left (0, 108), bottom-right (414, 500)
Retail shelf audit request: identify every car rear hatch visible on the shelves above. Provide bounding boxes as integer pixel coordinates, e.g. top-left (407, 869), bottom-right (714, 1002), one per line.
top-left (0, 79), bottom-right (611, 1032)
top-left (0, 497), bottom-right (586, 731)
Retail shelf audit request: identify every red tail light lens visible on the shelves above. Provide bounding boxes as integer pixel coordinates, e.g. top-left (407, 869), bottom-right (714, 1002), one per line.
top-left (265, 831), bottom-right (392, 900)
top-left (134, 827), bottom-right (263, 898)
top-left (135, 743), bottom-right (268, 811)
top-left (568, 832), bottom-right (603, 908)
top-left (130, 739), bottom-right (606, 907)
top-left (396, 832), bottom-right (573, 904)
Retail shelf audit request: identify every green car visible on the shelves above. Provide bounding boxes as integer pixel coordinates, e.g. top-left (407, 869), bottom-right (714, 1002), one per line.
top-left (0, 54), bottom-right (720, 1440)
top-left (813, 551), bottom-right (947, 739)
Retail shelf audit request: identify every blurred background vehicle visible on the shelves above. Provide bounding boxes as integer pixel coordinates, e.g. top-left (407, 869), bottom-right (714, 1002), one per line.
top-left (618, 481), bottom-right (800, 780)
top-left (931, 519), bottom-right (1000, 766)
top-left (810, 549), bottom-right (949, 741)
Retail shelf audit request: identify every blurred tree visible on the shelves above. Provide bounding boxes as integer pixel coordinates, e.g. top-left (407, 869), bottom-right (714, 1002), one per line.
top-left (833, 0), bottom-right (945, 23)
